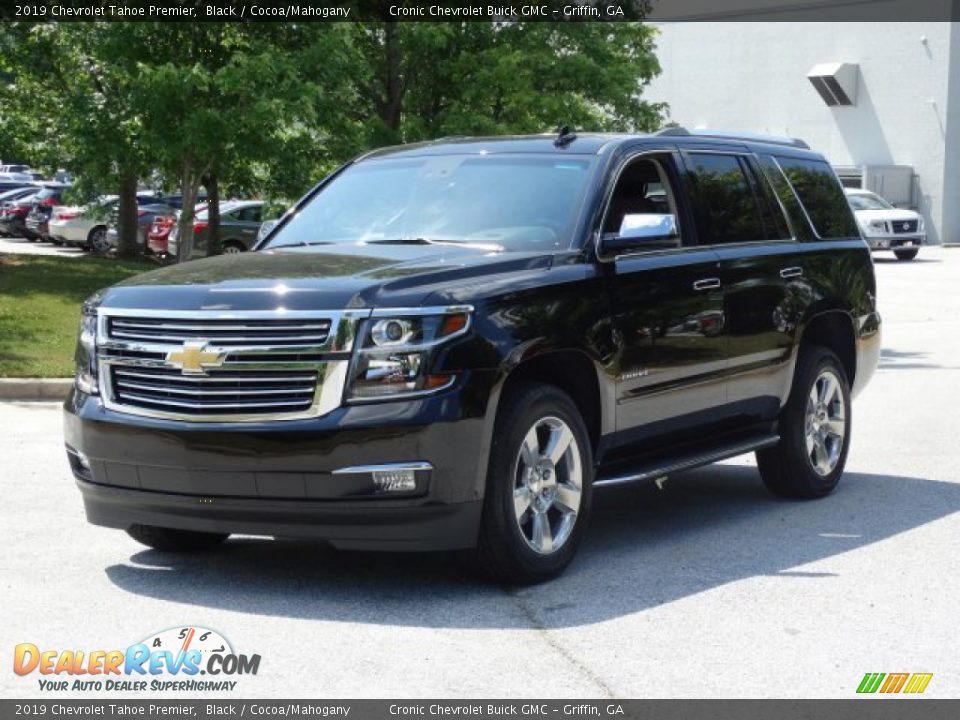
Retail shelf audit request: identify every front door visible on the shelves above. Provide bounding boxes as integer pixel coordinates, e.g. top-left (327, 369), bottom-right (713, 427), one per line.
top-left (603, 152), bottom-right (726, 451)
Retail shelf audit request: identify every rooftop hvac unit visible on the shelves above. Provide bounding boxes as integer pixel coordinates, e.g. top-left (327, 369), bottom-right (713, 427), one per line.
top-left (807, 63), bottom-right (859, 107)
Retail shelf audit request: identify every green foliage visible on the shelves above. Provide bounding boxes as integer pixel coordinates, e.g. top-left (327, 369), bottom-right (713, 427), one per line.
top-left (0, 19), bottom-right (666, 260)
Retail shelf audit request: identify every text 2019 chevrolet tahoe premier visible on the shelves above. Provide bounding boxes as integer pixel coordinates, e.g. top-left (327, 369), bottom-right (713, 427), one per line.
top-left (63, 129), bottom-right (881, 583)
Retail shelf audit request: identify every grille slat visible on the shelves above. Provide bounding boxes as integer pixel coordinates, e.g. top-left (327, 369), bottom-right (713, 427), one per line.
top-left (114, 368), bottom-right (316, 384)
top-left (115, 379), bottom-right (315, 397)
top-left (113, 391), bottom-right (314, 411)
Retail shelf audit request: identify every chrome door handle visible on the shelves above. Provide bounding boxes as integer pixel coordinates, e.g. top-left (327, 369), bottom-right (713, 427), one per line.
top-left (692, 278), bottom-right (721, 291)
top-left (780, 267), bottom-right (803, 279)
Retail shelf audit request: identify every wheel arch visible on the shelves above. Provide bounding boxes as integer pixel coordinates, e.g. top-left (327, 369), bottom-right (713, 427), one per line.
top-left (797, 310), bottom-right (857, 386)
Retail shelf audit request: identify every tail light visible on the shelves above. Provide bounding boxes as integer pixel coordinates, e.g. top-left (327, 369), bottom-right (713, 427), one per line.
top-left (55, 211), bottom-right (81, 221)
top-left (38, 197), bottom-right (60, 207)
top-left (193, 221), bottom-right (209, 234)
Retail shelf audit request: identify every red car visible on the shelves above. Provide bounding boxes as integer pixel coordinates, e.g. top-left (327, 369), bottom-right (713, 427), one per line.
top-left (146, 214), bottom-right (176, 255)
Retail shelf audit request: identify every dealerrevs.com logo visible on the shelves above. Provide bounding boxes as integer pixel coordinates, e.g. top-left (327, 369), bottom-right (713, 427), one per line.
top-left (14, 626), bottom-right (261, 693)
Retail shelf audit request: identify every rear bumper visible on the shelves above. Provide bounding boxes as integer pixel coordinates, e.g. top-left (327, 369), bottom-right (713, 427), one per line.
top-left (63, 372), bottom-right (496, 551)
top-left (49, 221), bottom-right (94, 245)
top-left (853, 311), bottom-right (881, 399)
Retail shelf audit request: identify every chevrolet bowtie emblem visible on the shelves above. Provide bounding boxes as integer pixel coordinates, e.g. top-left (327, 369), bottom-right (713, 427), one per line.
top-left (166, 341), bottom-right (224, 374)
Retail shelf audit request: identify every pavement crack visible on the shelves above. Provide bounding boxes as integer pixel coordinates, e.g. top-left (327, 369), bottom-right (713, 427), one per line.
top-left (504, 586), bottom-right (617, 699)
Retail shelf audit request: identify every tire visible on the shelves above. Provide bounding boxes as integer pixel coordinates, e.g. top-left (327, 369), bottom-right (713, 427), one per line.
top-left (895, 248), bottom-right (918, 261)
top-left (477, 383), bottom-right (593, 584)
top-left (126, 524), bottom-right (229, 552)
top-left (88, 226), bottom-right (110, 254)
top-left (222, 241), bottom-right (245, 255)
top-left (757, 345), bottom-right (851, 499)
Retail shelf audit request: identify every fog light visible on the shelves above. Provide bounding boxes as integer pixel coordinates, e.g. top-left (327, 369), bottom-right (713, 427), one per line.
top-left (76, 450), bottom-right (91, 471)
top-left (372, 469), bottom-right (417, 492)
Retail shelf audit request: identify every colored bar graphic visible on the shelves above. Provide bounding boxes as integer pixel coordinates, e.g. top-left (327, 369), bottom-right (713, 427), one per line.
top-left (880, 673), bottom-right (909, 693)
top-left (857, 672), bottom-right (932, 694)
top-left (857, 673), bottom-right (885, 693)
top-left (903, 673), bottom-right (933, 694)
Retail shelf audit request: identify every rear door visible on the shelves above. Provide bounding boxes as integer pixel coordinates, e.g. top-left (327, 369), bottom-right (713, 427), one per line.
top-left (234, 205), bottom-right (263, 248)
top-left (680, 150), bottom-right (798, 424)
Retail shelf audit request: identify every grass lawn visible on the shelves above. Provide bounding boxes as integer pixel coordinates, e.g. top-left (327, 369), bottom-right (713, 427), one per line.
top-left (0, 254), bottom-right (154, 377)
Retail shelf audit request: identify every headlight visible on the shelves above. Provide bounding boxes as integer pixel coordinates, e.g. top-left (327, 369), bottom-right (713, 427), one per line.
top-left (74, 304), bottom-right (99, 395)
top-left (346, 307), bottom-right (472, 401)
top-left (868, 220), bottom-right (889, 234)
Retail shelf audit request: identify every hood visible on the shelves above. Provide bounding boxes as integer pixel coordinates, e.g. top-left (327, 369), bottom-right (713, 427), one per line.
top-left (99, 243), bottom-right (554, 312)
top-left (853, 208), bottom-right (921, 223)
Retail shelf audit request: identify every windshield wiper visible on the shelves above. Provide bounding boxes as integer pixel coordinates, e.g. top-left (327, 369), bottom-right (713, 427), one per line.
top-left (365, 237), bottom-right (504, 251)
top-left (273, 240), bottom-right (336, 248)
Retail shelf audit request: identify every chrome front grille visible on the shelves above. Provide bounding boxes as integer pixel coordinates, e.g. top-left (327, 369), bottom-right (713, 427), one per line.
top-left (97, 309), bottom-right (369, 422)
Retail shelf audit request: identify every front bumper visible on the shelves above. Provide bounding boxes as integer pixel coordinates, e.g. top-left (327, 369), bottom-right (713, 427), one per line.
top-left (865, 234), bottom-right (925, 250)
top-left (63, 374), bottom-right (495, 551)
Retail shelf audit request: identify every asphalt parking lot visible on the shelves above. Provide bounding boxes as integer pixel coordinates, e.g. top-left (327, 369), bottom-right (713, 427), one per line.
top-left (0, 235), bottom-right (87, 257)
top-left (2, 248), bottom-right (959, 699)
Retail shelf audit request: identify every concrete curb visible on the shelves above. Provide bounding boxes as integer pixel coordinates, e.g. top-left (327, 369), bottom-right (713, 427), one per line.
top-left (0, 378), bottom-right (73, 401)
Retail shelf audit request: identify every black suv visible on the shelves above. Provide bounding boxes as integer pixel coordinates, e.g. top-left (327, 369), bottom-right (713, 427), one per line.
top-left (64, 130), bottom-right (881, 583)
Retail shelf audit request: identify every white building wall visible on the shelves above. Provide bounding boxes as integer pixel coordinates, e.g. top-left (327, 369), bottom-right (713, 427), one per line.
top-left (645, 22), bottom-right (957, 245)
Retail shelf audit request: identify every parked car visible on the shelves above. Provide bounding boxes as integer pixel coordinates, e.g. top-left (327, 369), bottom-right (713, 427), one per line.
top-left (0, 186), bottom-right (38, 209)
top-left (24, 185), bottom-right (68, 242)
top-left (167, 200), bottom-right (264, 259)
top-left (0, 192), bottom-right (41, 238)
top-left (0, 179), bottom-right (35, 193)
top-left (65, 130), bottom-right (881, 583)
top-left (844, 188), bottom-right (925, 261)
top-left (49, 196), bottom-right (125, 252)
top-left (168, 200), bottom-right (265, 259)
top-left (157, 190), bottom-right (208, 209)
top-left (146, 213), bottom-right (177, 256)
top-left (104, 197), bottom-right (173, 253)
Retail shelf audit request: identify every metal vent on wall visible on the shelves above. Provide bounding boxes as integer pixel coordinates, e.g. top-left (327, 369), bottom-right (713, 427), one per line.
top-left (807, 63), bottom-right (859, 107)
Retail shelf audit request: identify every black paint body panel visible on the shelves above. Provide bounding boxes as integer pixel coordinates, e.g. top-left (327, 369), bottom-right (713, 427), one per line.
top-left (64, 133), bottom-right (881, 550)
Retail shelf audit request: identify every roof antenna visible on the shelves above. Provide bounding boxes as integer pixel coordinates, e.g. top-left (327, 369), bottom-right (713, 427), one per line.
top-left (554, 125), bottom-right (577, 148)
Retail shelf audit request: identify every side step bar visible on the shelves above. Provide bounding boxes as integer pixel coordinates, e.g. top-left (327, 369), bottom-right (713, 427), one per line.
top-left (594, 433), bottom-right (780, 488)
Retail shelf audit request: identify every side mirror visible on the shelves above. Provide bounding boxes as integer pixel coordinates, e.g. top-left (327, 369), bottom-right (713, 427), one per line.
top-left (598, 213), bottom-right (678, 260)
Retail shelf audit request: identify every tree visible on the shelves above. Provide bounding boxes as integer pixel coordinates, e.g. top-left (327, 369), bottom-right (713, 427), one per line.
top-left (0, 23), bottom-right (148, 258)
top-left (346, 15), bottom-right (665, 146)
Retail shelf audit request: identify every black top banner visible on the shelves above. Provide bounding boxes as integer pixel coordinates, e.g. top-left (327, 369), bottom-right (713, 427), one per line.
top-left (0, 0), bottom-right (956, 22)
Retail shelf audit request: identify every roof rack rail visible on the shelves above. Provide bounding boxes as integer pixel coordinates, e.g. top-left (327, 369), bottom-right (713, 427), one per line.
top-left (653, 126), bottom-right (810, 150)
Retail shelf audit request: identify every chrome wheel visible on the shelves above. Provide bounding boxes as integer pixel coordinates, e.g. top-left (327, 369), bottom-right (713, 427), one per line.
top-left (222, 244), bottom-right (243, 254)
top-left (805, 369), bottom-right (846, 476)
top-left (512, 416), bottom-right (582, 555)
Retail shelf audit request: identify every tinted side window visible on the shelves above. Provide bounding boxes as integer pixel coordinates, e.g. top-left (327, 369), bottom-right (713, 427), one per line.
top-left (685, 153), bottom-right (767, 245)
top-left (775, 157), bottom-right (859, 239)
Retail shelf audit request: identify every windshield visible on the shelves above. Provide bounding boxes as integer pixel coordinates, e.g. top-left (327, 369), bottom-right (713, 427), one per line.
top-left (847, 193), bottom-right (893, 211)
top-left (266, 154), bottom-right (596, 252)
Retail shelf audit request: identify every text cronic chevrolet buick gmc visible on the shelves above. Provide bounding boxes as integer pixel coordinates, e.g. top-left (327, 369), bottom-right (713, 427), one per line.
top-left (64, 129), bottom-right (881, 583)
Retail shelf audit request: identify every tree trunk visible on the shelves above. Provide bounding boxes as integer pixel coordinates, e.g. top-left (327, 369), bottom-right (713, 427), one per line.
top-left (116, 170), bottom-right (139, 260)
top-left (381, 20), bottom-right (404, 134)
top-left (176, 159), bottom-right (201, 263)
top-left (204, 171), bottom-right (221, 257)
